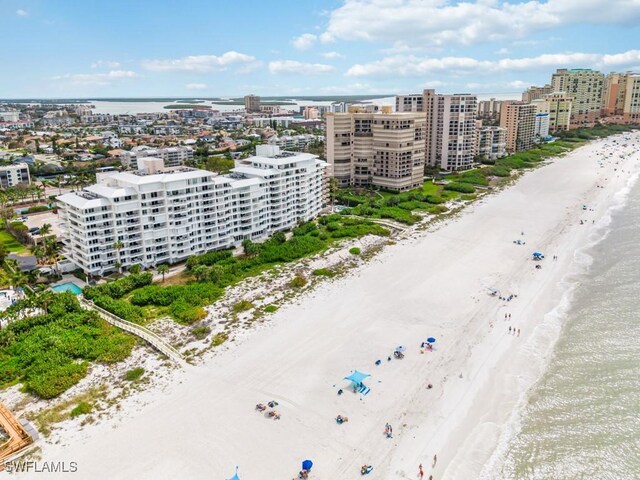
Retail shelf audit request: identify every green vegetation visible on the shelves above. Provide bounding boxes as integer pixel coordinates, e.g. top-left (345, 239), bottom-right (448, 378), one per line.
top-left (349, 247), bottom-right (361, 255)
top-left (70, 402), bottom-right (92, 417)
top-left (0, 293), bottom-right (134, 399)
top-left (263, 305), bottom-right (279, 313)
top-left (312, 268), bottom-right (336, 277)
top-left (0, 228), bottom-right (27, 253)
top-left (289, 274), bottom-right (307, 288)
top-left (232, 299), bottom-right (254, 312)
top-left (211, 332), bottom-right (228, 347)
top-left (191, 326), bottom-right (211, 340)
top-left (83, 273), bottom-right (153, 324)
top-left (444, 182), bottom-right (476, 194)
top-left (124, 368), bottom-right (145, 382)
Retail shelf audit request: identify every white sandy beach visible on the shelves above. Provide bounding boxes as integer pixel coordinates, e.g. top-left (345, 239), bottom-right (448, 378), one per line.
top-left (16, 133), bottom-right (640, 480)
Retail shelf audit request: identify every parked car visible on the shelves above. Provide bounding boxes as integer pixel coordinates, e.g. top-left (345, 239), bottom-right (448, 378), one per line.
top-left (29, 227), bottom-right (40, 235)
top-left (16, 216), bottom-right (28, 223)
top-left (38, 267), bottom-right (53, 276)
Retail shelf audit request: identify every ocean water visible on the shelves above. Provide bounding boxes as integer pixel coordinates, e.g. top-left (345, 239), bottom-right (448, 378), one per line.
top-left (495, 176), bottom-right (640, 479)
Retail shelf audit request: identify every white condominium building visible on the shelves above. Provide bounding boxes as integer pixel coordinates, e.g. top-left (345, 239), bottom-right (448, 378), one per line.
top-left (476, 127), bottom-right (507, 161)
top-left (0, 163), bottom-right (31, 188)
top-left (396, 89), bottom-right (478, 171)
top-left (120, 146), bottom-right (194, 169)
top-left (57, 147), bottom-right (326, 276)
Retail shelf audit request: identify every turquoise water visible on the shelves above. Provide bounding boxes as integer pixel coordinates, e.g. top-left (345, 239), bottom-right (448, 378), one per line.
top-left (51, 282), bottom-right (83, 295)
top-left (495, 178), bottom-right (640, 479)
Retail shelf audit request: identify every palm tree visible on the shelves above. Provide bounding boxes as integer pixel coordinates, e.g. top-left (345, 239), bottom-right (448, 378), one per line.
top-left (31, 243), bottom-right (46, 265)
top-left (156, 264), bottom-right (169, 283)
top-left (113, 241), bottom-right (124, 274)
top-left (38, 223), bottom-right (51, 245)
top-left (44, 237), bottom-right (62, 274)
top-left (192, 265), bottom-right (208, 282)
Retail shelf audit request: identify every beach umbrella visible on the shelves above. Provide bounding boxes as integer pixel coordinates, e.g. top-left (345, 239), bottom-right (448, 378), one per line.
top-left (396, 345), bottom-right (406, 352)
top-left (226, 466), bottom-right (240, 480)
top-left (427, 337), bottom-right (436, 343)
top-left (302, 460), bottom-right (313, 471)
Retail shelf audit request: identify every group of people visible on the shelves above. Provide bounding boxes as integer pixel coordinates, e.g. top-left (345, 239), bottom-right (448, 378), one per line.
top-left (255, 400), bottom-right (280, 419)
top-left (508, 326), bottom-right (521, 336)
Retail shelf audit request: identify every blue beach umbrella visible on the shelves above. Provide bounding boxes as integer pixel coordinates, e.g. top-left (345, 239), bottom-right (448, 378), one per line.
top-left (226, 466), bottom-right (240, 480)
top-left (302, 459), bottom-right (313, 471)
top-left (427, 337), bottom-right (436, 343)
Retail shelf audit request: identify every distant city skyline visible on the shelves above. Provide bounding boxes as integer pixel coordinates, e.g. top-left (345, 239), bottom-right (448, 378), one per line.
top-left (2, 0), bottom-right (640, 98)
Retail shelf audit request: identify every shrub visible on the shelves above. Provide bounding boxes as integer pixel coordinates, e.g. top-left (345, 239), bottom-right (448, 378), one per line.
top-left (212, 332), bottom-right (228, 347)
top-left (232, 299), bottom-right (254, 312)
top-left (425, 195), bottom-right (446, 204)
top-left (263, 305), bottom-right (279, 313)
top-left (26, 205), bottom-right (49, 214)
top-left (124, 368), bottom-right (145, 381)
top-left (83, 273), bottom-right (152, 300)
top-left (444, 182), bottom-right (475, 194)
top-left (349, 247), bottom-right (361, 255)
top-left (70, 402), bottom-right (92, 417)
top-left (289, 274), bottom-right (307, 288)
top-left (191, 326), bottom-right (211, 340)
top-left (312, 268), bottom-right (336, 277)
top-left (170, 300), bottom-right (206, 324)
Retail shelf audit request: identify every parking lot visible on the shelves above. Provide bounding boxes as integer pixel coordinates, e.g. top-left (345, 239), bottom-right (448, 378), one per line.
top-left (23, 211), bottom-right (63, 238)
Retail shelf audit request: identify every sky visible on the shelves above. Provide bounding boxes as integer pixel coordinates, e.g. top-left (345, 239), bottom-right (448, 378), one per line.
top-left (2, 0), bottom-right (640, 99)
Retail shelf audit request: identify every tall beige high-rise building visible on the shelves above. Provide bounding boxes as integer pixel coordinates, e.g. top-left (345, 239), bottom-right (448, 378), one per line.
top-left (244, 94), bottom-right (261, 113)
top-left (521, 84), bottom-right (552, 103)
top-left (325, 107), bottom-right (426, 192)
top-left (622, 74), bottom-right (640, 124)
top-left (531, 93), bottom-right (572, 132)
top-left (396, 89), bottom-right (477, 171)
top-left (601, 73), bottom-right (628, 116)
top-left (500, 102), bottom-right (536, 153)
top-left (477, 98), bottom-right (503, 121)
top-left (551, 68), bottom-right (604, 127)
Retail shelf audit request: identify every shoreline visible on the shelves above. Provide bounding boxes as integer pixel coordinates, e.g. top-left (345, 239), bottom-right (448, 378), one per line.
top-left (15, 132), bottom-right (640, 479)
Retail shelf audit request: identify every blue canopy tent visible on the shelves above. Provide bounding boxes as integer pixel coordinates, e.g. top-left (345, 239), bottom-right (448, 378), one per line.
top-left (532, 252), bottom-right (544, 260)
top-left (344, 370), bottom-right (371, 395)
top-left (344, 370), bottom-right (370, 385)
top-left (226, 466), bottom-right (240, 480)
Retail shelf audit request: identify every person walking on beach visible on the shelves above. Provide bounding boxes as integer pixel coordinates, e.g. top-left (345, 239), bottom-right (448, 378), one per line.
top-left (433, 454), bottom-right (437, 467)
top-left (509, 326), bottom-right (512, 333)
top-left (418, 463), bottom-right (424, 479)
top-left (518, 328), bottom-right (521, 337)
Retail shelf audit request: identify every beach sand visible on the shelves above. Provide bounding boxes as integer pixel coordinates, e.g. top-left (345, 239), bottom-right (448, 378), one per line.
top-left (16, 133), bottom-right (640, 480)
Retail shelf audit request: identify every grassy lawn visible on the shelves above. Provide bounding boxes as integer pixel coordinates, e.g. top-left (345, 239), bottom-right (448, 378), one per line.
top-left (0, 229), bottom-right (29, 254)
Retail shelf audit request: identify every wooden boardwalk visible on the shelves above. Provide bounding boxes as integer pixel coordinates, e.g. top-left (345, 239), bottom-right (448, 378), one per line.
top-left (0, 403), bottom-right (34, 471)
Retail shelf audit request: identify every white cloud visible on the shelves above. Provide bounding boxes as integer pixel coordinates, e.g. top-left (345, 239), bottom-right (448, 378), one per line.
top-left (319, 0), bottom-right (640, 48)
top-left (347, 49), bottom-right (640, 77)
top-left (322, 51), bottom-right (345, 59)
top-left (268, 60), bottom-right (335, 75)
top-left (91, 60), bottom-right (121, 69)
top-left (16, 9), bottom-right (28, 16)
top-left (292, 33), bottom-right (318, 51)
top-left (495, 48), bottom-right (511, 55)
top-left (185, 83), bottom-right (208, 90)
top-left (423, 80), bottom-right (447, 88)
top-left (142, 51), bottom-right (258, 73)
top-left (52, 70), bottom-right (140, 86)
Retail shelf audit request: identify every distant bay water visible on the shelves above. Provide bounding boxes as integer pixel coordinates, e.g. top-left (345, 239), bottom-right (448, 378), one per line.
top-left (86, 92), bottom-right (520, 115)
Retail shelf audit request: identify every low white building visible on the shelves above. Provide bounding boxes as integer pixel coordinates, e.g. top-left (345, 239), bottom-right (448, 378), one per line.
top-left (57, 146), bottom-right (327, 276)
top-left (0, 163), bottom-right (31, 188)
top-left (0, 111), bottom-right (20, 122)
top-left (120, 146), bottom-right (194, 170)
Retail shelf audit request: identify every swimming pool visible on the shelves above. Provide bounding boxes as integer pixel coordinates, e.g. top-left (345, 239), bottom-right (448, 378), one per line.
top-left (51, 282), bottom-right (83, 295)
